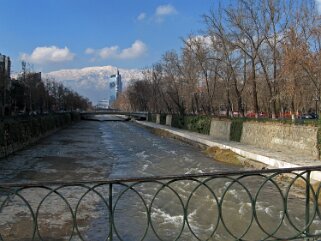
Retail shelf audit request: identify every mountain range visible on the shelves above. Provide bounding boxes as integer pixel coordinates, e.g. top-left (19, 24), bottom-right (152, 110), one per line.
top-left (45, 65), bottom-right (144, 104)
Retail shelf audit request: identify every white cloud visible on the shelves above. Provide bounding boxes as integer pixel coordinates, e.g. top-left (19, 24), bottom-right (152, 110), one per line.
top-left (184, 35), bottom-right (212, 53)
top-left (316, 0), bottom-right (321, 13)
top-left (190, 35), bottom-right (212, 46)
top-left (86, 40), bottom-right (147, 60)
top-left (137, 12), bottom-right (146, 21)
top-left (118, 40), bottom-right (147, 59)
top-left (99, 46), bottom-right (119, 58)
top-left (21, 46), bottom-right (75, 64)
top-left (85, 48), bottom-right (95, 54)
top-left (155, 4), bottom-right (177, 16)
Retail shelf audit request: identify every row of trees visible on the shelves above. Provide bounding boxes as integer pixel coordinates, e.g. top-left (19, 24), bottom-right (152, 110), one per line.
top-left (8, 62), bottom-right (92, 116)
top-left (118, 0), bottom-right (321, 119)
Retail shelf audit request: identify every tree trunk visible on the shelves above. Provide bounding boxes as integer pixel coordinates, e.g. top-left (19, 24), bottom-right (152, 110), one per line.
top-left (271, 99), bottom-right (277, 119)
top-left (251, 59), bottom-right (259, 118)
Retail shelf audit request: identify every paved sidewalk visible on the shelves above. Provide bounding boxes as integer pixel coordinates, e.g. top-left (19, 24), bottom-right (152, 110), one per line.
top-left (136, 121), bottom-right (321, 181)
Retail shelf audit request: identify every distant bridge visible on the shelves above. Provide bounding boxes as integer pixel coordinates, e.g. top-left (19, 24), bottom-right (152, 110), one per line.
top-left (80, 111), bottom-right (148, 121)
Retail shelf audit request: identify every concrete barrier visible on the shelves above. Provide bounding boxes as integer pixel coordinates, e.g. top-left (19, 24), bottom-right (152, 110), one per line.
top-left (156, 114), bottom-right (160, 124)
top-left (209, 119), bottom-right (231, 141)
top-left (166, 115), bottom-right (172, 126)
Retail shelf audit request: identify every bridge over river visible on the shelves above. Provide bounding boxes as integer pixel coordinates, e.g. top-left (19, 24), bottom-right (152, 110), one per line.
top-left (0, 115), bottom-right (321, 240)
top-left (80, 111), bottom-right (148, 121)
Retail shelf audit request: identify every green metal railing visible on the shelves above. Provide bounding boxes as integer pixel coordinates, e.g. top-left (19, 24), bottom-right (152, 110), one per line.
top-left (1, 166), bottom-right (321, 240)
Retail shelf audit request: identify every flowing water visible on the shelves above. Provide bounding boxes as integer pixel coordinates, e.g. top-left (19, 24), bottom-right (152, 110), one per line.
top-left (0, 117), bottom-right (320, 240)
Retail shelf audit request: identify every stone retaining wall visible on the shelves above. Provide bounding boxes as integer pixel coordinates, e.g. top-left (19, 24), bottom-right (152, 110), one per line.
top-left (241, 122), bottom-right (319, 158)
top-left (153, 114), bottom-right (320, 158)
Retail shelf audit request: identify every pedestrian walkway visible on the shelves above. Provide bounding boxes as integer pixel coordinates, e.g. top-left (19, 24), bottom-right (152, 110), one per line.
top-left (136, 121), bottom-right (321, 181)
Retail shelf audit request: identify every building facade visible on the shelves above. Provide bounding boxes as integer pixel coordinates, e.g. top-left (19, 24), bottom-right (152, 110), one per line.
top-left (0, 53), bottom-right (11, 116)
top-left (109, 70), bottom-right (122, 106)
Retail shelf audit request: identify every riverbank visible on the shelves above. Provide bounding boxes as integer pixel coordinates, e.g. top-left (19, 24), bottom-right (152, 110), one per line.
top-left (0, 113), bottom-right (81, 159)
top-left (136, 120), bottom-right (321, 182)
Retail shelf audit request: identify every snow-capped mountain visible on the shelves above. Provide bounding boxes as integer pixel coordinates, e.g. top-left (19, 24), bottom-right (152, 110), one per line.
top-left (45, 65), bottom-right (144, 104)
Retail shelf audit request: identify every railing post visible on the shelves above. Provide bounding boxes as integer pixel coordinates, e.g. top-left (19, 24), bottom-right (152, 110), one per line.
top-left (305, 171), bottom-right (311, 239)
top-left (109, 183), bottom-right (113, 241)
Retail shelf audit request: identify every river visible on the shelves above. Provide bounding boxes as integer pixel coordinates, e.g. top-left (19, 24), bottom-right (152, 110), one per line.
top-left (0, 117), bottom-right (320, 240)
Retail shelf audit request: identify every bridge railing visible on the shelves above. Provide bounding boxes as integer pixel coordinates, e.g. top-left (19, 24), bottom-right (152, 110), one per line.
top-left (80, 111), bottom-right (148, 116)
top-left (1, 166), bottom-right (321, 240)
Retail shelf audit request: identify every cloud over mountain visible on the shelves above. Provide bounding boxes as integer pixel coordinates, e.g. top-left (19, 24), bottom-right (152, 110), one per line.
top-left (45, 65), bottom-right (143, 104)
top-left (85, 40), bottom-right (147, 60)
top-left (21, 46), bottom-right (75, 64)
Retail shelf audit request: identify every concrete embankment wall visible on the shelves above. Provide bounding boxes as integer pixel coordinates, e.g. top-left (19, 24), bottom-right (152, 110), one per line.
top-left (153, 114), bottom-right (320, 159)
top-left (210, 119), bottom-right (319, 158)
top-left (241, 122), bottom-right (319, 157)
top-left (0, 113), bottom-right (80, 158)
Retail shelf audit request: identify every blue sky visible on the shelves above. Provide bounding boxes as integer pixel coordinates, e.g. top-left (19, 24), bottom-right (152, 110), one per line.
top-left (0, 0), bottom-right (217, 73)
